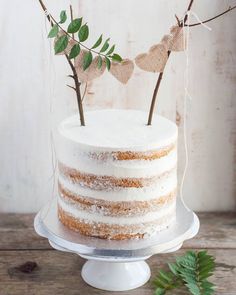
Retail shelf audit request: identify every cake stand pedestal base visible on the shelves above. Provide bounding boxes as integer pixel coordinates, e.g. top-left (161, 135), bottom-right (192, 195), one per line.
top-left (81, 259), bottom-right (150, 291)
top-left (34, 199), bottom-right (199, 291)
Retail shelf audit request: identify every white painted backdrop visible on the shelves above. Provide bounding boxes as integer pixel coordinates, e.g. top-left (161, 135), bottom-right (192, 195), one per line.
top-left (0, 0), bottom-right (235, 212)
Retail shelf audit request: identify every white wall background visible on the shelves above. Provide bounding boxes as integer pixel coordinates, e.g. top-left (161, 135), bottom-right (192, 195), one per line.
top-left (0, 0), bottom-right (235, 212)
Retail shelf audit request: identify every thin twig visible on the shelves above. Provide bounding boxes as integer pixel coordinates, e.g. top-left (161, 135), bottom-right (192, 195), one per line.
top-left (69, 5), bottom-right (74, 39)
top-left (82, 83), bottom-right (88, 102)
top-left (183, 0), bottom-right (195, 25)
top-left (38, 0), bottom-right (53, 25)
top-left (65, 54), bottom-right (85, 126)
top-left (38, 0), bottom-right (85, 125)
top-left (39, 0), bottom-right (107, 59)
top-left (186, 5), bottom-right (236, 27)
top-left (67, 84), bottom-right (76, 91)
top-left (175, 14), bottom-right (181, 27)
top-left (147, 0), bottom-right (194, 125)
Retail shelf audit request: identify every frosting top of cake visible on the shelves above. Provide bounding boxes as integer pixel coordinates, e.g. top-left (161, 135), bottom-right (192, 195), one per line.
top-left (59, 109), bottom-right (177, 151)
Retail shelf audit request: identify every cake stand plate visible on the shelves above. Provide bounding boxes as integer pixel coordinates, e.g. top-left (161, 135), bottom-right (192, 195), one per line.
top-left (34, 198), bottom-right (199, 291)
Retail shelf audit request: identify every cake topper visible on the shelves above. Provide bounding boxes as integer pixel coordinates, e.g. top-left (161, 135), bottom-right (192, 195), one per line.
top-left (38, 0), bottom-right (235, 126)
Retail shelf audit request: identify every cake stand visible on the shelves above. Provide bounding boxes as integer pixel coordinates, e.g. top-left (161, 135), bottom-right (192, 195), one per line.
top-left (34, 198), bottom-right (199, 291)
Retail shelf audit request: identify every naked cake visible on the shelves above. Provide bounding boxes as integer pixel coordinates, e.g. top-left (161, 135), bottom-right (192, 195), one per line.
top-left (56, 109), bottom-right (178, 240)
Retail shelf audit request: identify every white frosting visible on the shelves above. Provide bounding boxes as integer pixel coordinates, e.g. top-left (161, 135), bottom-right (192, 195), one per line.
top-left (57, 109), bottom-right (177, 152)
top-left (58, 197), bottom-right (176, 225)
top-left (58, 168), bottom-right (177, 201)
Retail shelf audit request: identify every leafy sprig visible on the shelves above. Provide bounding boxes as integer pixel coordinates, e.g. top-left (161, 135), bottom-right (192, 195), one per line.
top-left (153, 251), bottom-right (216, 295)
top-left (47, 10), bottom-right (122, 71)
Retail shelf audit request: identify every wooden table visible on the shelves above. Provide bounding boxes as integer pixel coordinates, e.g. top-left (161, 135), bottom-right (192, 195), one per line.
top-left (0, 212), bottom-right (236, 295)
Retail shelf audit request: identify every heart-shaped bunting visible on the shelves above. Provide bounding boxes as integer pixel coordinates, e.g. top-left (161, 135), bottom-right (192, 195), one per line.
top-left (161, 25), bottom-right (186, 52)
top-left (110, 59), bottom-right (134, 84)
top-left (135, 44), bottom-right (168, 73)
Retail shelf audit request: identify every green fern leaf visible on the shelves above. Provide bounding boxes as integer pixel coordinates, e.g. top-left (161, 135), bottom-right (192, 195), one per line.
top-left (168, 262), bottom-right (179, 275)
top-left (154, 288), bottom-right (166, 295)
top-left (185, 282), bottom-right (201, 295)
top-left (153, 251), bottom-right (216, 295)
top-left (159, 270), bottom-right (173, 283)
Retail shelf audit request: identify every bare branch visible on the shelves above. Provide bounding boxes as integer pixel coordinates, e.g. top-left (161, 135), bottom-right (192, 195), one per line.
top-left (69, 5), bottom-right (75, 40)
top-left (175, 14), bottom-right (181, 27)
top-left (67, 84), bottom-right (76, 91)
top-left (82, 83), bottom-right (88, 102)
top-left (65, 54), bottom-right (85, 126)
top-left (186, 5), bottom-right (236, 27)
top-left (38, 0), bottom-right (85, 126)
top-left (147, 0), bottom-right (195, 125)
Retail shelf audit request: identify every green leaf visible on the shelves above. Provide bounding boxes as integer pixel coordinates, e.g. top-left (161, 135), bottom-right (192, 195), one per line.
top-left (100, 38), bottom-right (110, 52)
top-left (105, 57), bottom-right (111, 70)
top-left (168, 262), bottom-right (179, 275)
top-left (83, 51), bottom-right (93, 70)
top-left (54, 35), bottom-right (69, 54)
top-left (48, 24), bottom-right (59, 38)
top-left (106, 44), bottom-right (115, 55)
top-left (67, 18), bottom-right (82, 33)
top-left (97, 56), bottom-right (103, 69)
top-left (111, 53), bottom-right (122, 62)
top-left (153, 277), bottom-right (169, 289)
top-left (91, 34), bottom-right (103, 49)
top-left (59, 10), bottom-right (67, 24)
top-left (79, 24), bottom-right (89, 42)
top-left (185, 282), bottom-right (201, 295)
top-left (159, 271), bottom-right (173, 283)
top-left (154, 288), bottom-right (166, 295)
top-left (69, 44), bottom-right (81, 59)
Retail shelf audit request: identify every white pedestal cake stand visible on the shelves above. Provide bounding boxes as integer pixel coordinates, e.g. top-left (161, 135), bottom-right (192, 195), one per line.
top-left (34, 198), bottom-right (199, 291)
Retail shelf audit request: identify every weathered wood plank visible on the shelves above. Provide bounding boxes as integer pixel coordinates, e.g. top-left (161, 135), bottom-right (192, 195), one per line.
top-left (1, 249), bottom-right (235, 295)
top-left (0, 213), bottom-right (48, 250)
top-left (184, 212), bottom-right (236, 249)
top-left (0, 212), bottom-right (235, 250)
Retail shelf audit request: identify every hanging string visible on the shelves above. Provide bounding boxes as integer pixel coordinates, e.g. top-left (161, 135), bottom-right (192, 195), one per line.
top-left (37, 14), bottom-right (58, 225)
top-left (180, 11), bottom-right (211, 207)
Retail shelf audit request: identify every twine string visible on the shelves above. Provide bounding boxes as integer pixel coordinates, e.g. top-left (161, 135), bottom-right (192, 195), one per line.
top-left (180, 10), bottom-right (211, 206)
top-left (36, 14), bottom-right (58, 226)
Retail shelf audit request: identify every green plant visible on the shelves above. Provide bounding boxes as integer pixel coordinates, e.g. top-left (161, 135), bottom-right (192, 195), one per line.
top-left (46, 7), bottom-right (122, 70)
top-left (38, 0), bottom-right (122, 126)
top-left (153, 250), bottom-right (216, 295)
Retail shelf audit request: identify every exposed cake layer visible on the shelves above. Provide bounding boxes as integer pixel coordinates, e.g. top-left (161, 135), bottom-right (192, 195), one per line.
top-left (58, 143), bottom-right (177, 178)
top-left (58, 202), bottom-right (176, 240)
top-left (59, 162), bottom-right (177, 190)
top-left (58, 182), bottom-right (177, 216)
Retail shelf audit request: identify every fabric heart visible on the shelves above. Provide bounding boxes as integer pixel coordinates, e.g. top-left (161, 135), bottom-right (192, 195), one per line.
top-left (161, 26), bottom-right (186, 52)
top-left (110, 59), bottom-right (134, 84)
top-left (135, 44), bottom-right (168, 73)
top-left (75, 50), bottom-right (106, 82)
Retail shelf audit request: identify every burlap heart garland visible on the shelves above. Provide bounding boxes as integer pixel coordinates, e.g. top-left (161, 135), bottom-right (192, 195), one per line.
top-left (110, 59), bottom-right (134, 84)
top-left (74, 50), bottom-right (106, 82)
top-left (161, 25), bottom-right (186, 51)
top-left (55, 25), bottom-right (185, 81)
top-left (135, 44), bottom-right (168, 73)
